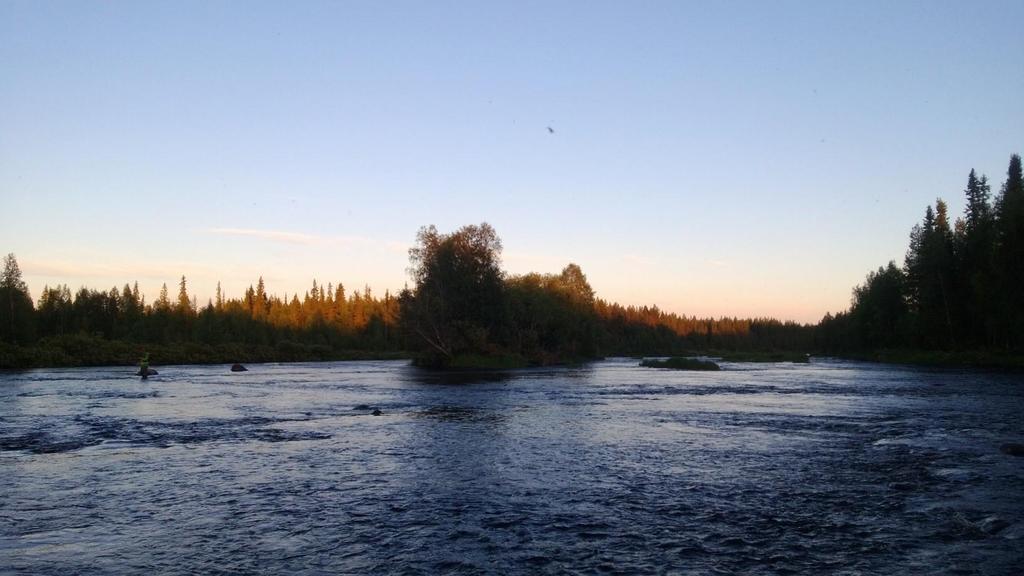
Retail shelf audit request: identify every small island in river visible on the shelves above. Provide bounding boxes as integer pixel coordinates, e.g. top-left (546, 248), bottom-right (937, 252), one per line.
top-left (640, 357), bottom-right (721, 371)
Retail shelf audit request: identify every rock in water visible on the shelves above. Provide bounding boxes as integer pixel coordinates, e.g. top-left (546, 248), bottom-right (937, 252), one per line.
top-left (978, 516), bottom-right (1010, 535)
top-left (230, 364), bottom-right (248, 372)
top-left (999, 443), bottom-right (1024, 456)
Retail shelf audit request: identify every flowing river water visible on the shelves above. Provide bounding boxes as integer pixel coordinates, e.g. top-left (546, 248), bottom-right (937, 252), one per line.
top-left (1, 358), bottom-right (1022, 575)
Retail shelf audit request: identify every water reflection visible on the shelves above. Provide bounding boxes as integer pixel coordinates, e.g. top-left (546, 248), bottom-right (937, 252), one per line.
top-left (1, 359), bottom-right (1022, 574)
top-left (400, 362), bottom-right (596, 387)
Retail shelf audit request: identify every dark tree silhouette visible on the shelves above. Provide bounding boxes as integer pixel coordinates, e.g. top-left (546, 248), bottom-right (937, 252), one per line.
top-left (401, 223), bottom-right (508, 365)
top-left (826, 153), bottom-right (1024, 356)
top-left (0, 254), bottom-right (35, 344)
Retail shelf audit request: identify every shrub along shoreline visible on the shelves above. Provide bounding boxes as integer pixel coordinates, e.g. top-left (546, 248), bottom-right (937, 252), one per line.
top-left (0, 335), bottom-right (409, 370)
top-left (5, 154), bottom-right (1024, 375)
top-left (4, 339), bottom-right (1023, 372)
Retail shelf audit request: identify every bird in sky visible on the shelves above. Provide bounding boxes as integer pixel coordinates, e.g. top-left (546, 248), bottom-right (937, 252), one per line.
top-left (547, 126), bottom-right (555, 134)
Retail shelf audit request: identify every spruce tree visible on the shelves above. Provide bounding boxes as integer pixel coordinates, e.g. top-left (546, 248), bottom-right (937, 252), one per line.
top-left (994, 154), bottom-right (1024, 348)
top-left (177, 275), bottom-right (191, 315)
top-left (156, 283), bottom-right (171, 311)
top-left (244, 285), bottom-right (256, 316)
top-left (957, 170), bottom-right (995, 346)
top-left (0, 253), bottom-right (35, 343)
top-left (1, 253), bottom-right (28, 293)
top-left (905, 203), bottom-right (956, 349)
top-left (850, 262), bottom-right (907, 349)
top-left (931, 200), bottom-right (957, 348)
top-left (255, 277), bottom-right (268, 319)
top-left (963, 170), bottom-right (992, 233)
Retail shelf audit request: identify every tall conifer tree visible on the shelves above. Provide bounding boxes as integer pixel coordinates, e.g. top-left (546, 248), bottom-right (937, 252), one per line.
top-left (177, 276), bottom-right (191, 315)
top-left (156, 283), bottom-right (171, 311)
top-left (0, 253), bottom-right (35, 343)
top-left (995, 154), bottom-right (1024, 348)
top-left (957, 169), bottom-right (995, 345)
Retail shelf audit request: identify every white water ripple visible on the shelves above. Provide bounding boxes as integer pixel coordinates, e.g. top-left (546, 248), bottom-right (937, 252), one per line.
top-left (1, 359), bottom-right (1022, 575)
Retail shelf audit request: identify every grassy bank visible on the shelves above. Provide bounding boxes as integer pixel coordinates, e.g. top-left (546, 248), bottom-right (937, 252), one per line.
top-left (0, 335), bottom-right (410, 370)
top-left (7, 335), bottom-right (1022, 373)
top-left (831, 349), bottom-right (1024, 370)
top-left (715, 351), bottom-right (810, 363)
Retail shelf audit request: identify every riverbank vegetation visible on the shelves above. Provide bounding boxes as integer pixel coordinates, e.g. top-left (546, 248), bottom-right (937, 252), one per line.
top-left (2, 154), bottom-right (1021, 370)
top-left (0, 252), bottom-right (408, 368)
top-left (397, 223), bottom-right (811, 368)
top-left (818, 154), bottom-right (1024, 365)
top-left (716, 351), bottom-right (810, 363)
top-left (0, 234), bottom-right (812, 369)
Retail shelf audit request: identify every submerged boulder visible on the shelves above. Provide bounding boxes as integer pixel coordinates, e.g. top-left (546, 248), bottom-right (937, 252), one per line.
top-left (999, 443), bottom-right (1024, 456)
top-left (978, 516), bottom-right (1011, 535)
top-left (952, 512), bottom-right (1010, 537)
top-left (230, 364), bottom-right (248, 372)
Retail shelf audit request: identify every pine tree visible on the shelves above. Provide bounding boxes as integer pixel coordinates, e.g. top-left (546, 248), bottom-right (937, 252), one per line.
top-left (156, 283), bottom-right (171, 311)
top-left (963, 170), bottom-right (992, 233)
top-left (931, 200), bottom-right (957, 348)
top-left (0, 254), bottom-right (35, 343)
top-left (904, 223), bottom-right (924, 311)
top-left (904, 208), bottom-right (934, 346)
top-left (1, 254), bottom-right (28, 293)
top-left (994, 154), bottom-right (1024, 348)
top-left (904, 202), bottom-right (956, 348)
top-left (255, 276), bottom-right (268, 319)
top-left (177, 275), bottom-right (191, 315)
top-left (36, 284), bottom-right (72, 337)
top-left (244, 285), bottom-right (255, 316)
top-left (849, 262), bottom-right (907, 348)
top-left (956, 169), bottom-right (995, 346)
top-left (121, 284), bottom-right (133, 313)
top-left (334, 283), bottom-right (348, 330)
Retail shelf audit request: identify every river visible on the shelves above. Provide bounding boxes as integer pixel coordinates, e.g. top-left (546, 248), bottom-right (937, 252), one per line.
top-left (1, 358), bottom-right (1022, 574)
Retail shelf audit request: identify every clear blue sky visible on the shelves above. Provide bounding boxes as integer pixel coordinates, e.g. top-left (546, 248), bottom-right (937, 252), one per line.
top-left (2, 1), bottom-right (1021, 322)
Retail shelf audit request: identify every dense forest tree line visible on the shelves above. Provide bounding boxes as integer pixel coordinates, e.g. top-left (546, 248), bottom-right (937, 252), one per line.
top-left (0, 255), bottom-right (405, 366)
top-left (1, 227), bottom-right (812, 368)
top-left (819, 154), bottom-right (1024, 357)
top-left (28, 275), bottom-right (401, 350)
top-left (5, 154), bottom-right (1021, 369)
top-left (398, 223), bottom-right (810, 368)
